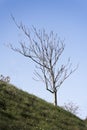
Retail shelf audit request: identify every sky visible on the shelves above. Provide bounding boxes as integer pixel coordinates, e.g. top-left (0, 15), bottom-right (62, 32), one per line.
top-left (0, 0), bottom-right (87, 119)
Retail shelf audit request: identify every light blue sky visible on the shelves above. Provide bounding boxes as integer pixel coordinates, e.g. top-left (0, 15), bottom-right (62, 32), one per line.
top-left (0, 0), bottom-right (87, 119)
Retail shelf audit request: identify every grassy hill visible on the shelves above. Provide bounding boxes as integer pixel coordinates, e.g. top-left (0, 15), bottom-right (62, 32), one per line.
top-left (0, 81), bottom-right (86, 130)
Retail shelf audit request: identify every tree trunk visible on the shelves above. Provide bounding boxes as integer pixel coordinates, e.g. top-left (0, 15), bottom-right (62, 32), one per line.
top-left (53, 90), bottom-right (57, 106)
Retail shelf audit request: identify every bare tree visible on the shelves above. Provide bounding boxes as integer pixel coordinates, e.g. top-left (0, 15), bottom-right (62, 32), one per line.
top-left (8, 17), bottom-right (78, 106)
top-left (62, 102), bottom-right (79, 116)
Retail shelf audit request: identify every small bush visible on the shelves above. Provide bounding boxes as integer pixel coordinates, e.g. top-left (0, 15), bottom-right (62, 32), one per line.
top-left (0, 74), bottom-right (10, 83)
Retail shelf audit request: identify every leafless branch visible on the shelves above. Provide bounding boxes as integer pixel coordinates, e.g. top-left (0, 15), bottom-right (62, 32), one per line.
top-left (8, 17), bottom-right (78, 105)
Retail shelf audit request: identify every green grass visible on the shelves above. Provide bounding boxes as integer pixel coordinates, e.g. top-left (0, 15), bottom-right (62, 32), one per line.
top-left (0, 81), bottom-right (86, 130)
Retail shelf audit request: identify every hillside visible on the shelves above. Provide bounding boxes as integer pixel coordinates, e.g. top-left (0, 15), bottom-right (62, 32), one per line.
top-left (0, 81), bottom-right (86, 130)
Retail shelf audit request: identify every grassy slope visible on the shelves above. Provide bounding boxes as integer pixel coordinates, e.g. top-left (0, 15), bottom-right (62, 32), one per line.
top-left (0, 81), bottom-right (86, 130)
